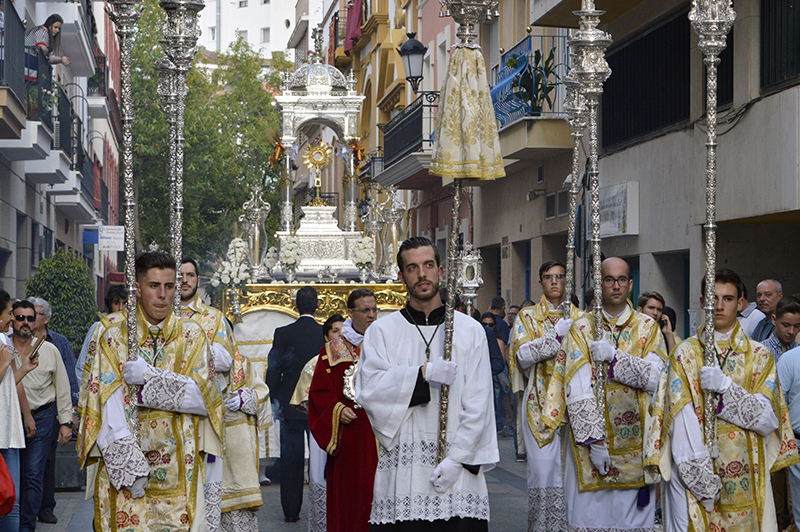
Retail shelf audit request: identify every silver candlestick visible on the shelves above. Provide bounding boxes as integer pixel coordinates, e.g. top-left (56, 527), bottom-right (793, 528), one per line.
top-left (690, 0), bottom-right (735, 460)
top-left (569, 1), bottom-right (612, 412)
top-left (106, 0), bottom-right (143, 441)
top-left (158, 0), bottom-right (204, 312)
top-left (563, 74), bottom-right (587, 319)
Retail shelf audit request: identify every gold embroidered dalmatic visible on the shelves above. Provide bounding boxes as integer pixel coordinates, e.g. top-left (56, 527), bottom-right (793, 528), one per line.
top-left (509, 296), bottom-right (588, 447)
top-left (661, 324), bottom-right (799, 532)
top-left (564, 303), bottom-right (667, 491)
top-left (180, 294), bottom-right (272, 513)
top-left (77, 306), bottom-right (223, 532)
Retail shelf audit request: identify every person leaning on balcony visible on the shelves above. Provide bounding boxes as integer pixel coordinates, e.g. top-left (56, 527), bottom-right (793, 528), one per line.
top-left (24, 14), bottom-right (70, 83)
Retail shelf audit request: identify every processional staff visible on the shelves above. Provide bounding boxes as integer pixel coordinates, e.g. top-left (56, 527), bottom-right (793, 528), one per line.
top-left (569, 1), bottom-right (611, 411)
top-left (689, 0), bottom-right (736, 458)
top-left (106, 0), bottom-right (143, 440)
top-left (429, 0), bottom-right (503, 463)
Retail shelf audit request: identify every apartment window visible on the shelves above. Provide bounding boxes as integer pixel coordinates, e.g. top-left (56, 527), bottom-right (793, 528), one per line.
top-left (602, 11), bottom-right (690, 150)
top-left (715, 29), bottom-right (734, 108)
top-left (557, 189), bottom-right (569, 217)
top-left (239, 0), bottom-right (248, 6)
top-left (537, 164), bottom-right (544, 184)
top-left (761, 0), bottom-right (800, 90)
top-left (545, 193), bottom-right (556, 220)
top-left (209, 27), bottom-right (216, 41)
top-left (237, 30), bottom-right (248, 42)
top-left (261, 28), bottom-right (270, 43)
top-left (261, 0), bottom-right (269, 3)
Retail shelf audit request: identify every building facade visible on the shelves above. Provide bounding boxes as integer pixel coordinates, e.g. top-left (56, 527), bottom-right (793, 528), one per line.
top-left (199, 0), bottom-right (295, 60)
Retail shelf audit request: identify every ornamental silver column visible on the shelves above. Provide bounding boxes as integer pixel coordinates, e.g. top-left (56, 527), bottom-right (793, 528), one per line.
top-left (563, 74), bottom-right (587, 319)
top-left (106, 0), bottom-right (143, 440)
top-left (158, 0), bottom-right (204, 312)
top-left (280, 151), bottom-right (294, 232)
top-left (569, 2), bottom-right (611, 411)
top-left (342, 145), bottom-right (359, 232)
top-left (690, 0), bottom-right (735, 459)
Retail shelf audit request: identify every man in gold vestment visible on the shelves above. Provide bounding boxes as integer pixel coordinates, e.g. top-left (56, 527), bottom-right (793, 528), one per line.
top-left (77, 252), bottom-right (223, 532)
top-left (179, 257), bottom-right (272, 532)
top-left (660, 268), bottom-right (798, 532)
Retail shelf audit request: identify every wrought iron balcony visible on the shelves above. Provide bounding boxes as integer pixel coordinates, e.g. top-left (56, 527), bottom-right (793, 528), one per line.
top-left (0, 6), bottom-right (25, 106)
top-left (490, 34), bottom-right (569, 129)
top-left (382, 92), bottom-right (439, 170)
top-left (88, 52), bottom-right (108, 97)
top-left (24, 47), bottom-right (54, 133)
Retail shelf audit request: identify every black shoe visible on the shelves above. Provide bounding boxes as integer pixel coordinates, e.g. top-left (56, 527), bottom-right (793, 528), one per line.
top-left (38, 512), bottom-right (58, 524)
top-left (515, 454), bottom-right (527, 462)
top-left (285, 516), bottom-right (300, 523)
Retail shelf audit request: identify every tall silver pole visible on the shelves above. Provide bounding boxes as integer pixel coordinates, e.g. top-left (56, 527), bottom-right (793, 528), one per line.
top-left (280, 154), bottom-right (294, 232)
top-left (158, 0), bottom-right (204, 313)
top-left (570, 3), bottom-right (611, 412)
top-left (106, 0), bottom-right (142, 441)
top-left (690, 0), bottom-right (735, 459)
top-left (563, 75), bottom-right (587, 318)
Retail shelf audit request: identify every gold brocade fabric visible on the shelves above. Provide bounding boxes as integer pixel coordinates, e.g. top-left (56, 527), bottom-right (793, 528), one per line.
top-left (429, 47), bottom-right (505, 180)
top-left (76, 305), bottom-right (223, 532)
top-left (661, 324), bottom-right (799, 532)
top-left (564, 304), bottom-right (667, 491)
top-left (77, 311), bottom-right (125, 418)
top-left (290, 355), bottom-right (318, 413)
top-left (509, 296), bottom-right (588, 447)
top-left (181, 295), bottom-right (272, 513)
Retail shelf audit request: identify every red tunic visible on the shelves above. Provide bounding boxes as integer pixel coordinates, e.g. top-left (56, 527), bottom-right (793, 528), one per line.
top-left (308, 336), bottom-right (378, 532)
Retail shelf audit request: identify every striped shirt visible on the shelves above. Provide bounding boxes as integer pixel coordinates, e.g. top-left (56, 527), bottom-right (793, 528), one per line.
top-left (763, 333), bottom-right (799, 364)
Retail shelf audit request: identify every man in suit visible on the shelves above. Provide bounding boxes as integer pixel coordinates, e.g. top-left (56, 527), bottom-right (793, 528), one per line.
top-left (267, 286), bottom-right (325, 523)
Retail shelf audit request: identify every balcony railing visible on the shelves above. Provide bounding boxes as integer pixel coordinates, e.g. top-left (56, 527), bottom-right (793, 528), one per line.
top-left (491, 34), bottom-right (569, 129)
top-left (24, 47), bottom-right (53, 132)
top-left (382, 92), bottom-right (439, 170)
top-left (101, 180), bottom-right (109, 224)
top-left (88, 52), bottom-right (107, 97)
top-left (53, 86), bottom-right (73, 161)
top-left (0, 4), bottom-right (25, 104)
top-left (80, 149), bottom-right (94, 202)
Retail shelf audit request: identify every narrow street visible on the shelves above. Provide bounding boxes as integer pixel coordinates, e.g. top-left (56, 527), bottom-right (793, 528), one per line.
top-left (40, 436), bottom-right (528, 531)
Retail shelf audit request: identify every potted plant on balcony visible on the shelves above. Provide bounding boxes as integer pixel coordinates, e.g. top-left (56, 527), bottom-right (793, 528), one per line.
top-left (504, 47), bottom-right (558, 116)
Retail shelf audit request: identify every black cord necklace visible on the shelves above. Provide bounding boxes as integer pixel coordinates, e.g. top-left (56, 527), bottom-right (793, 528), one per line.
top-left (402, 308), bottom-right (442, 360)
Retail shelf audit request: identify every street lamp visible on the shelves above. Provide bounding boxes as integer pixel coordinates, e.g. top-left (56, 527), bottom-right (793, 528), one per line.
top-left (398, 33), bottom-right (427, 94)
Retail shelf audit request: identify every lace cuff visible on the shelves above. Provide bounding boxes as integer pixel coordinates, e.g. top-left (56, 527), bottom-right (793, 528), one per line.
top-left (607, 351), bottom-right (653, 392)
top-left (517, 328), bottom-right (561, 370)
top-left (676, 456), bottom-right (721, 503)
top-left (138, 365), bottom-right (190, 412)
top-left (716, 382), bottom-right (765, 431)
top-left (101, 434), bottom-right (150, 491)
top-left (240, 388), bottom-right (258, 416)
top-left (568, 397), bottom-right (605, 445)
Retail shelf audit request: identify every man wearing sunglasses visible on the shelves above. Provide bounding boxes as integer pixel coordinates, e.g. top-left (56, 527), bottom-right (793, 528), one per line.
top-left (560, 257), bottom-right (667, 532)
top-left (11, 299), bottom-right (73, 532)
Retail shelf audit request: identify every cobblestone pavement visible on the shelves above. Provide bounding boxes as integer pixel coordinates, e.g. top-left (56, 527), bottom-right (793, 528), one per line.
top-left (40, 435), bottom-right (528, 531)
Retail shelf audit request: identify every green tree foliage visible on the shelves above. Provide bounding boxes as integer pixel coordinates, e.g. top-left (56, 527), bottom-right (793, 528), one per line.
top-left (25, 250), bottom-right (97, 355)
top-left (132, 0), bottom-right (287, 270)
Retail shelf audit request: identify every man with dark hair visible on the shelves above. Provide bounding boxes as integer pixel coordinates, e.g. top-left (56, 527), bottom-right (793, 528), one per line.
top-left (357, 237), bottom-right (498, 531)
top-left (737, 282), bottom-right (765, 337)
top-left (77, 284), bottom-right (128, 383)
top-left (662, 268), bottom-right (797, 531)
top-left (180, 256), bottom-right (271, 531)
top-left (104, 284), bottom-right (127, 314)
top-left (510, 259), bottom-right (595, 532)
top-left (76, 251), bottom-right (223, 532)
top-left (753, 278), bottom-right (784, 341)
top-left (27, 296), bottom-right (79, 525)
top-left (763, 296), bottom-right (800, 362)
top-left (309, 289), bottom-right (379, 532)
top-left (266, 286), bottom-right (325, 523)
top-left (562, 257), bottom-right (667, 532)
top-left (12, 299), bottom-right (73, 532)
top-left (506, 305), bottom-right (520, 328)
top-left (291, 313), bottom-right (345, 531)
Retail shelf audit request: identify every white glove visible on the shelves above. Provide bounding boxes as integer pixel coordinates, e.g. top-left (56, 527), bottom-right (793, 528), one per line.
top-left (700, 497), bottom-right (716, 513)
top-left (590, 334), bottom-right (615, 363)
top-left (425, 358), bottom-right (458, 386)
top-left (700, 366), bottom-right (732, 394)
top-left (123, 357), bottom-right (148, 385)
top-left (554, 318), bottom-right (573, 338)
top-left (226, 393), bottom-right (243, 412)
top-left (429, 457), bottom-right (463, 493)
top-left (589, 442), bottom-right (611, 476)
top-left (128, 475), bottom-right (148, 498)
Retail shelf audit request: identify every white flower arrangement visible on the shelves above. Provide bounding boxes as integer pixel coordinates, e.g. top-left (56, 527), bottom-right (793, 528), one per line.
top-left (351, 236), bottom-right (376, 269)
top-left (263, 246), bottom-right (279, 270)
top-left (279, 237), bottom-right (302, 270)
top-left (210, 238), bottom-right (251, 289)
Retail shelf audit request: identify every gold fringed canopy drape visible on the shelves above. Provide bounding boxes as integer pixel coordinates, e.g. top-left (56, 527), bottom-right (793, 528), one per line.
top-left (430, 47), bottom-right (506, 181)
